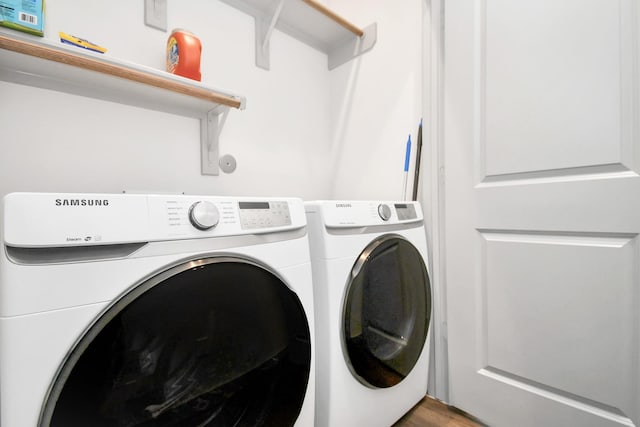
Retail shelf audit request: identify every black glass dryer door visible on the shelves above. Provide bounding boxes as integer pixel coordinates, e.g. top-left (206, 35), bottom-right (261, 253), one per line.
top-left (41, 258), bottom-right (311, 427)
top-left (343, 235), bottom-right (431, 388)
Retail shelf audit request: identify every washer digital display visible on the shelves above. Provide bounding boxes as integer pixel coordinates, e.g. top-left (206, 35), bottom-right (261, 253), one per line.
top-left (238, 201), bottom-right (292, 229)
top-left (239, 202), bottom-right (270, 210)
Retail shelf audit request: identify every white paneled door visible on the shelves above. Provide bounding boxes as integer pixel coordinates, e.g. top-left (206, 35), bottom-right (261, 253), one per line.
top-left (443, 0), bottom-right (640, 426)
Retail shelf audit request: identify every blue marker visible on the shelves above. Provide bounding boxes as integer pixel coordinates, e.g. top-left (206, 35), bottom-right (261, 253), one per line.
top-left (402, 134), bottom-right (412, 200)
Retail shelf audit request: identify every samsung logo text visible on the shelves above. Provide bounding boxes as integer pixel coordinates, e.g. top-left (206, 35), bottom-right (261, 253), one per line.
top-left (55, 199), bottom-right (110, 207)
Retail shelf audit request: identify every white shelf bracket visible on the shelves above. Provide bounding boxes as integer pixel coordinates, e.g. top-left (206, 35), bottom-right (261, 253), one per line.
top-left (255, 0), bottom-right (286, 70)
top-left (201, 107), bottom-right (230, 176)
top-left (328, 22), bottom-right (377, 70)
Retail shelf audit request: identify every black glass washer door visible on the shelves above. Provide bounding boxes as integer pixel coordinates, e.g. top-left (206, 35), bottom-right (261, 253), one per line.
top-left (40, 257), bottom-right (311, 427)
top-left (343, 235), bottom-right (431, 389)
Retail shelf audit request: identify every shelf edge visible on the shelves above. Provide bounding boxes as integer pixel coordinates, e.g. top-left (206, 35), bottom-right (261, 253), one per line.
top-left (300, 0), bottom-right (364, 37)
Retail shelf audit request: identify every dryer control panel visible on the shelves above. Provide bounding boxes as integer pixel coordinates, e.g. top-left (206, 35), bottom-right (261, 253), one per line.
top-left (308, 200), bottom-right (423, 228)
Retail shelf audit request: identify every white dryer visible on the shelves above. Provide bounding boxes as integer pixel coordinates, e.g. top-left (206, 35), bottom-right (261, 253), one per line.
top-left (0, 192), bottom-right (315, 427)
top-left (305, 201), bottom-right (431, 427)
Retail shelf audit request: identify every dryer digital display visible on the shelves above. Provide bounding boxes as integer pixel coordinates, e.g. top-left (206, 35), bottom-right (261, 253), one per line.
top-left (394, 203), bottom-right (417, 221)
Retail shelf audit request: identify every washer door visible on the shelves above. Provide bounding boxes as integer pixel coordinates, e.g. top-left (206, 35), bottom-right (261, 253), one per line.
top-left (40, 257), bottom-right (311, 427)
top-left (343, 235), bottom-right (431, 388)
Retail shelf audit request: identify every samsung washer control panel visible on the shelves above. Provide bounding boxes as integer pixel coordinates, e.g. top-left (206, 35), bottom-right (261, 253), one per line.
top-left (238, 201), bottom-right (291, 230)
top-left (2, 193), bottom-right (305, 248)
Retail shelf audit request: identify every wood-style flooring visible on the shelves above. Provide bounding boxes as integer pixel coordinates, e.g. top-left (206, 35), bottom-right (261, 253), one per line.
top-left (393, 396), bottom-right (486, 427)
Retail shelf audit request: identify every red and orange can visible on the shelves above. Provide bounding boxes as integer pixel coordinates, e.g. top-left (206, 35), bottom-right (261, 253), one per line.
top-left (166, 29), bottom-right (202, 81)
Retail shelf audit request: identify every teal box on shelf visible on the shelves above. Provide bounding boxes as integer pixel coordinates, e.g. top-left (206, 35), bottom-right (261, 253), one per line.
top-left (0, 0), bottom-right (45, 36)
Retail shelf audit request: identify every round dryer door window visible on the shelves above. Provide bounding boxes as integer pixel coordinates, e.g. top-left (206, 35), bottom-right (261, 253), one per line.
top-left (40, 257), bottom-right (311, 427)
top-left (343, 235), bottom-right (431, 388)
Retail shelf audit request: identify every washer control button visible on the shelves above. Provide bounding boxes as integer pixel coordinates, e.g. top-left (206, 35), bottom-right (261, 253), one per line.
top-left (189, 201), bottom-right (220, 230)
top-left (377, 204), bottom-right (392, 221)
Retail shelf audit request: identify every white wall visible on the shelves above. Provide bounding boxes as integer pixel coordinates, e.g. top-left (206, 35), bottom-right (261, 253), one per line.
top-left (0, 0), bottom-right (332, 200)
top-left (1, 0), bottom-right (424, 201)
top-left (326, 0), bottom-right (424, 201)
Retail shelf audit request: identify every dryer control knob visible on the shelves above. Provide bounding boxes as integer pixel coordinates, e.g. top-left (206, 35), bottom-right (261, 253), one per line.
top-left (189, 201), bottom-right (220, 230)
top-left (378, 204), bottom-right (392, 221)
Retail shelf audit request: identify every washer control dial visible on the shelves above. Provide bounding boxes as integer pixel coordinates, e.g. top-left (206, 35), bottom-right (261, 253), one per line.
top-left (377, 204), bottom-right (392, 221)
top-left (189, 201), bottom-right (220, 230)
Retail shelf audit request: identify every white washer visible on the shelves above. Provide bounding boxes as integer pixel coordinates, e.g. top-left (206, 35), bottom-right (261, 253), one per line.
top-left (0, 192), bottom-right (315, 427)
top-left (305, 201), bottom-right (431, 427)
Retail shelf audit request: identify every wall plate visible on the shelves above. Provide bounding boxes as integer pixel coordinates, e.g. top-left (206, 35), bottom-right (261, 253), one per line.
top-left (144, 0), bottom-right (167, 31)
top-left (219, 154), bottom-right (237, 174)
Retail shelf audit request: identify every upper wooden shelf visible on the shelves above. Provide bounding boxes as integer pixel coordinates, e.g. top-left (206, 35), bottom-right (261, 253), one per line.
top-left (219, 0), bottom-right (377, 70)
top-left (0, 30), bottom-right (246, 176)
top-left (0, 30), bottom-right (245, 116)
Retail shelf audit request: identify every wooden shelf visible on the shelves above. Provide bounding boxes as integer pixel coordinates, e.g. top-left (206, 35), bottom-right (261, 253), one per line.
top-left (0, 30), bottom-right (246, 175)
top-left (219, 0), bottom-right (376, 70)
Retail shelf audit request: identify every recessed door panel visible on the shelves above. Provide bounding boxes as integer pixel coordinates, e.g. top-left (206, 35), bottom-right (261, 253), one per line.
top-left (481, 232), bottom-right (636, 410)
top-left (479, 0), bottom-right (630, 176)
top-left (482, 0), bottom-right (630, 179)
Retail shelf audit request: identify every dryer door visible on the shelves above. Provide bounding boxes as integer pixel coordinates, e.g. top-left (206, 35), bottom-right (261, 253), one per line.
top-left (40, 257), bottom-right (311, 427)
top-left (343, 235), bottom-right (431, 388)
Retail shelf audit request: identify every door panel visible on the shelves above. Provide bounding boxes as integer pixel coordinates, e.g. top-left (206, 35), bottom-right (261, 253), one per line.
top-left (444, 0), bottom-right (640, 425)
top-left (483, 0), bottom-right (626, 177)
top-left (482, 233), bottom-right (636, 408)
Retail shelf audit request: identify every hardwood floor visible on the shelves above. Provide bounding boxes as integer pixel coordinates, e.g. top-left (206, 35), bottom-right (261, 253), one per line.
top-left (392, 396), bottom-right (486, 427)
